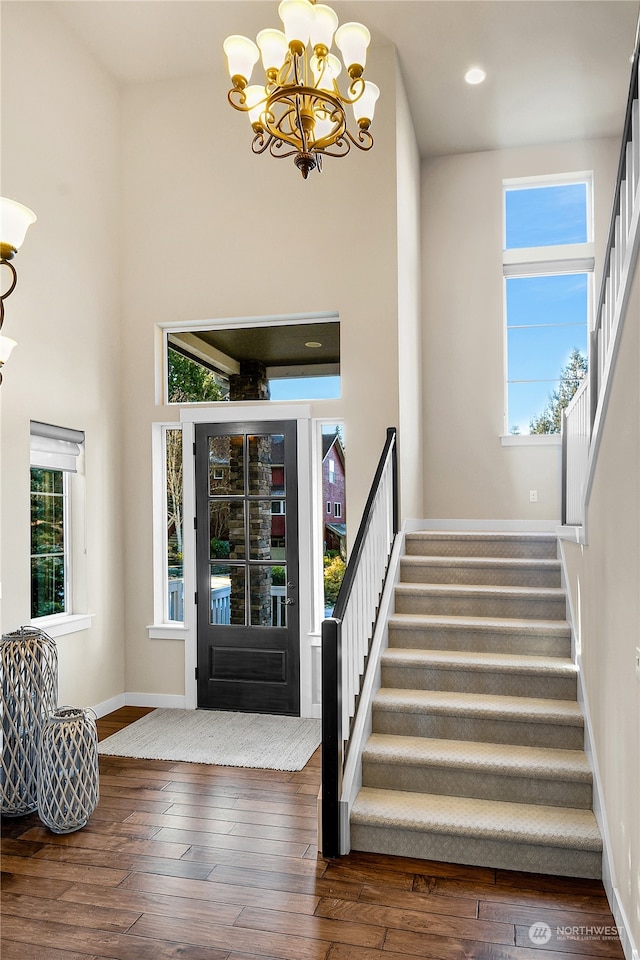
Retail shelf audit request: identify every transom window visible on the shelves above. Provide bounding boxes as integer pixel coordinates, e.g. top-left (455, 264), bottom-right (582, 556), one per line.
top-left (503, 174), bottom-right (594, 435)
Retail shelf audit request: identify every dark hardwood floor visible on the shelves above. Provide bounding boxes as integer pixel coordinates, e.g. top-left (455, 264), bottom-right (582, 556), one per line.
top-left (1, 707), bottom-right (625, 960)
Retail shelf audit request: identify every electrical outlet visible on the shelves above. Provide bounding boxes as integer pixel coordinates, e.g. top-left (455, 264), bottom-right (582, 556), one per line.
top-left (529, 490), bottom-right (538, 502)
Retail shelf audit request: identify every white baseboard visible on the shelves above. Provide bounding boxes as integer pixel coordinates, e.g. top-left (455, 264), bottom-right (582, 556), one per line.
top-left (91, 693), bottom-right (125, 718)
top-left (611, 885), bottom-right (640, 960)
top-left (91, 692), bottom-right (186, 716)
top-left (125, 692), bottom-right (187, 709)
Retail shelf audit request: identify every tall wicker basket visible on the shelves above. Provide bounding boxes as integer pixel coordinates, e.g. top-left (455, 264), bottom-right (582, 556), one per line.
top-left (1, 627), bottom-right (58, 816)
top-left (37, 706), bottom-right (99, 833)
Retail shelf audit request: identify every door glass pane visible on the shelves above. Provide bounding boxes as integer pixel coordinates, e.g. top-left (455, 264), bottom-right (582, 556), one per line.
top-left (209, 435), bottom-right (244, 495)
top-left (248, 434), bottom-right (284, 496)
top-left (249, 500), bottom-right (286, 560)
top-left (210, 563), bottom-right (245, 625)
top-left (250, 565), bottom-right (287, 627)
top-left (209, 500), bottom-right (244, 560)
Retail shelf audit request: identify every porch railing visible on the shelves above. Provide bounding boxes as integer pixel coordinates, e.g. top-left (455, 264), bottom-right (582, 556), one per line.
top-left (321, 427), bottom-right (398, 857)
top-left (563, 27), bottom-right (640, 523)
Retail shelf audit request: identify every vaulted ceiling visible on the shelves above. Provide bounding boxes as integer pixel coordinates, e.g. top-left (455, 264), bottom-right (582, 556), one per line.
top-left (53, 0), bottom-right (640, 159)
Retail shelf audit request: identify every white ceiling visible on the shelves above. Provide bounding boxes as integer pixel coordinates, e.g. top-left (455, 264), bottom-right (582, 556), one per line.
top-left (52, 0), bottom-right (640, 158)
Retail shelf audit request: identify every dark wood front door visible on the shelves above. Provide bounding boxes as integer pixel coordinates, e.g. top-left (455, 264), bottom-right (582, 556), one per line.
top-left (195, 421), bottom-right (299, 715)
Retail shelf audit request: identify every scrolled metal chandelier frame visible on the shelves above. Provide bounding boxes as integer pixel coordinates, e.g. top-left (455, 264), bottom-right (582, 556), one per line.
top-left (224, 0), bottom-right (380, 179)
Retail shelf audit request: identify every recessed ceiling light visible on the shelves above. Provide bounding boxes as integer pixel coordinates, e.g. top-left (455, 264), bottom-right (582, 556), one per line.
top-left (305, 341), bottom-right (322, 348)
top-left (465, 67), bottom-right (486, 85)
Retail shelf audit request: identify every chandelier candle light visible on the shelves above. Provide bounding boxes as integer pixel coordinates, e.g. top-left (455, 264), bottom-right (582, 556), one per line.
top-left (0, 197), bottom-right (37, 383)
top-left (224, 0), bottom-right (380, 178)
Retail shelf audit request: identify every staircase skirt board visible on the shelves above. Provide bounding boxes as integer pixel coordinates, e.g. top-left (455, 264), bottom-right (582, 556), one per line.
top-left (349, 529), bottom-right (601, 879)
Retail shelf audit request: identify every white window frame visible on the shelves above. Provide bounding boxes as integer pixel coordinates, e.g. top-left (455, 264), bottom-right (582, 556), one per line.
top-left (502, 172), bottom-right (594, 442)
top-left (326, 500), bottom-right (332, 515)
top-left (29, 422), bottom-right (92, 637)
top-left (334, 502), bottom-right (342, 519)
top-left (149, 422), bottom-right (188, 639)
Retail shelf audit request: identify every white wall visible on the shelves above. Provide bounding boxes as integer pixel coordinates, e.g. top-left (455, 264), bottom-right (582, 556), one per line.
top-left (0, 2), bottom-right (125, 706)
top-left (562, 257), bottom-right (640, 956)
top-left (396, 63), bottom-right (424, 519)
top-left (421, 138), bottom-right (619, 521)
top-left (119, 45), bottom-right (403, 699)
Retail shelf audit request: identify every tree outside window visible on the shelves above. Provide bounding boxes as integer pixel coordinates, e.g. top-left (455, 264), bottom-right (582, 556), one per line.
top-left (31, 468), bottom-right (67, 618)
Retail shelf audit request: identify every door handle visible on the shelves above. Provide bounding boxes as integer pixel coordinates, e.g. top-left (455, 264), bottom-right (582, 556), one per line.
top-left (287, 582), bottom-right (296, 589)
top-left (285, 598), bottom-right (296, 605)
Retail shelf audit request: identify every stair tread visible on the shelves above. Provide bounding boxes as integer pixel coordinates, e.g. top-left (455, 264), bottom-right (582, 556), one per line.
top-left (352, 787), bottom-right (602, 850)
top-left (374, 687), bottom-right (584, 724)
top-left (406, 531), bottom-right (557, 541)
top-left (402, 556), bottom-right (561, 568)
top-left (389, 612), bottom-right (570, 633)
top-left (364, 733), bottom-right (592, 780)
top-left (382, 648), bottom-right (577, 676)
top-left (396, 582), bottom-right (565, 598)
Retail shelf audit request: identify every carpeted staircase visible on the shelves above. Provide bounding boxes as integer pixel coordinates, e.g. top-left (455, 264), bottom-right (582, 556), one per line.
top-left (350, 531), bottom-right (602, 878)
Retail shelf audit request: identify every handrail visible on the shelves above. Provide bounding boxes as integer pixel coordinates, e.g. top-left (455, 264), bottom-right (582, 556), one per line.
top-left (321, 427), bottom-right (398, 857)
top-left (332, 428), bottom-right (398, 621)
top-left (595, 21), bottom-right (640, 330)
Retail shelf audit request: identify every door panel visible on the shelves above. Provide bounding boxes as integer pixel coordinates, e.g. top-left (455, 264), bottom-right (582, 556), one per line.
top-left (195, 421), bottom-right (299, 715)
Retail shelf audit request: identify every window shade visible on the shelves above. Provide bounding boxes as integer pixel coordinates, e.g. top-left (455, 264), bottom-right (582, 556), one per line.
top-left (30, 421), bottom-right (85, 472)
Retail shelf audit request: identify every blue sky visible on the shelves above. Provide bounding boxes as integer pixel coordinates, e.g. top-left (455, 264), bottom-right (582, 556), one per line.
top-left (505, 182), bottom-right (589, 433)
top-left (269, 375), bottom-right (340, 401)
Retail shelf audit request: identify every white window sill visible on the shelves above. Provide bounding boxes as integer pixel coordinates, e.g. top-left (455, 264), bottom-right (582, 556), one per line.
top-left (30, 613), bottom-right (94, 638)
top-left (501, 434), bottom-right (562, 447)
top-left (147, 624), bottom-right (190, 640)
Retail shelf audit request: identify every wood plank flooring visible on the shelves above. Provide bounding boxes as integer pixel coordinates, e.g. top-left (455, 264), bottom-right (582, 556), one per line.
top-left (1, 706), bottom-right (625, 960)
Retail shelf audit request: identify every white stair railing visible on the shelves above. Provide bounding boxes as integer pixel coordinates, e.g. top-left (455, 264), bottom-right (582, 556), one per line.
top-left (320, 427), bottom-right (398, 857)
top-left (563, 41), bottom-right (640, 525)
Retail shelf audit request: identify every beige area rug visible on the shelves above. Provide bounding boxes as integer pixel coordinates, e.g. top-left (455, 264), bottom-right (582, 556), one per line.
top-left (98, 708), bottom-right (322, 771)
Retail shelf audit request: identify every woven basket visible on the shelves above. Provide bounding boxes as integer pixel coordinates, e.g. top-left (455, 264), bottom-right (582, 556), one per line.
top-left (37, 706), bottom-right (99, 834)
top-left (1, 627), bottom-right (58, 816)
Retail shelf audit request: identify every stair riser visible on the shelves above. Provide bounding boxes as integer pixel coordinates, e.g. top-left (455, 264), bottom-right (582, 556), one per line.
top-left (380, 664), bottom-right (577, 700)
top-left (372, 708), bottom-right (584, 749)
top-left (388, 625), bottom-right (571, 658)
top-left (405, 537), bottom-right (558, 560)
top-left (362, 760), bottom-right (592, 808)
top-left (395, 592), bottom-right (567, 620)
top-left (350, 824), bottom-right (601, 879)
top-left (400, 561), bottom-right (561, 588)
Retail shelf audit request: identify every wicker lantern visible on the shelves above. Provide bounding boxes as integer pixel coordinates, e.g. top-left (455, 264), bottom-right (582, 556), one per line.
top-left (37, 706), bottom-right (99, 833)
top-left (1, 626), bottom-right (58, 815)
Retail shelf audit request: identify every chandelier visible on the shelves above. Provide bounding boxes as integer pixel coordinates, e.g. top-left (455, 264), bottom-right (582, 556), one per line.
top-left (0, 197), bottom-right (37, 384)
top-left (223, 0), bottom-right (380, 179)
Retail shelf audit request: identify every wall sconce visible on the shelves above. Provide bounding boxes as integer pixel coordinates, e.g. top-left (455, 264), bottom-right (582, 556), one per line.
top-left (0, 197), bottom-right (37, 384)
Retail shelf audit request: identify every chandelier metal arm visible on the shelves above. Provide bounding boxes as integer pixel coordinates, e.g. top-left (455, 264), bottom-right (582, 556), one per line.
top-left (343, 126), bottom-right (374, 152)
top-left (223, 2), bottom-right (379, 177)
top-left (0, 260), bottom-right (18, 331)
